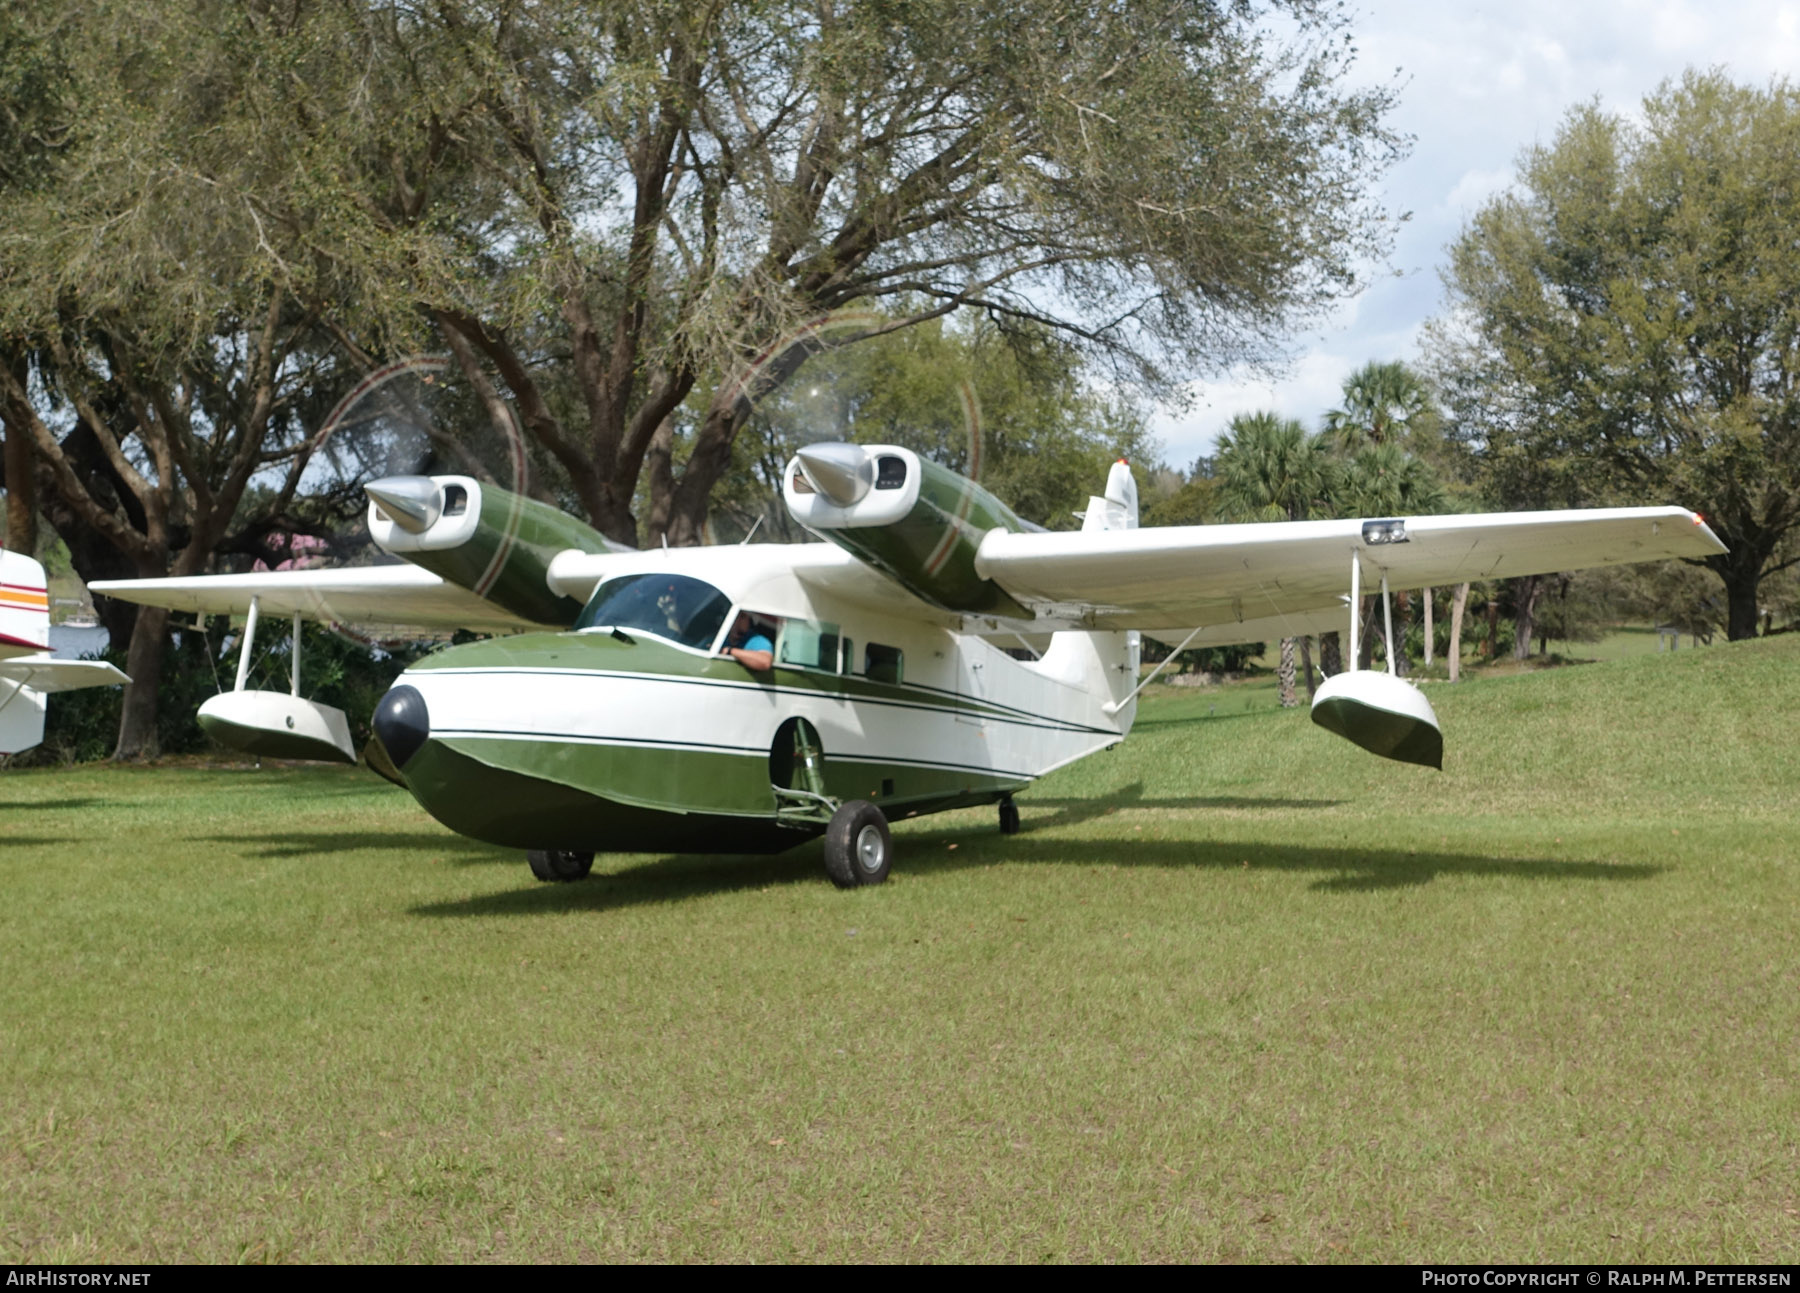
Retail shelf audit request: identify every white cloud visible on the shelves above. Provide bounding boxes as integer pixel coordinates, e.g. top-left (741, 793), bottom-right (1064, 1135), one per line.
top-left (1142, 0), bottom-right (1800, 474)
top-left (1442, 167), bottom-right (1515, 215)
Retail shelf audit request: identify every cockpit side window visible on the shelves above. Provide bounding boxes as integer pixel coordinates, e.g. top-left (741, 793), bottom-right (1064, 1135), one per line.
top-left (775, 619), bottom-right (844, 672)
top-left (575, 573), bottom-right (732, 650)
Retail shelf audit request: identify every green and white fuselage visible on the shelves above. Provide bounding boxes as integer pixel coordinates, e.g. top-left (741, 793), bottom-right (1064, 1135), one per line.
top-left (384, 538), bottom-right (1138, 854)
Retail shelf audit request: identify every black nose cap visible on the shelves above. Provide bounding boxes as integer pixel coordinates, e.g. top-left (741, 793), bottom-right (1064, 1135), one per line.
top-left (373, 684), bottom-right (429, 769)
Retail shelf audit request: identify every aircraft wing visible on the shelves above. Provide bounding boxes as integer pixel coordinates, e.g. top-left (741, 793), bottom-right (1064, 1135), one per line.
top-left (974, 506), bottom-right (1726, 634)
top-left (89, 565), bottom-right (540, 632)
top-left (0, 656), bottom-right (130, 692)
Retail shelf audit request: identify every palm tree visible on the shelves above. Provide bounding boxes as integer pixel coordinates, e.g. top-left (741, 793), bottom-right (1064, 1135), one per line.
top-left (1323, 360), bottom-right (1431, 454)
top-left (1214, 413), bottom-right (1333, 706)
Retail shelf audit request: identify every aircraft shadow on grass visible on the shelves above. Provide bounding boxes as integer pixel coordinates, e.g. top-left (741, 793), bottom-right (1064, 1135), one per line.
top-left (184, 789), bottom-right (1658, 914)
top-left (400, 788), bottom-right (1662, 919)
top-left (194, 830), bottom-right (503, 860)
top-left (1, 797), bottom-right (105, 812)
top-left (1019, 782), bottom-right (1343, 832)
top-left (1130, 707), bottom-right (1283, 729)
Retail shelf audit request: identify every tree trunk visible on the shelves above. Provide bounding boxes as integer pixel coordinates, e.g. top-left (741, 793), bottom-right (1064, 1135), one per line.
top-left (1, 349), bottom-right (38, 553)
top-left (114, 605), bottom-right (169, 761)
top-left (1394, 589), bottom-right (1409, 677)
top-left (1513, 575), bottom-right (1543, 661)
top-left (1448, 582), bottom-right (1468, 683)
top-left (1722, 565), bottom-right (1762, 641)
top-left (1484, 598), bottom-right (1500, 658)
top-left (1357, 598), bottom-right (1378, 670)
top-left (1422, 587), bottom-right (1434, 667)
top-left (1319, 630), bottom-right (1342, 678)
top-left (1298, 635), bottom-right (1316, 700)
top-left (1277, 637), bottom-right (1297, 708)
top-left (2, 431), bottom-right (36, 553)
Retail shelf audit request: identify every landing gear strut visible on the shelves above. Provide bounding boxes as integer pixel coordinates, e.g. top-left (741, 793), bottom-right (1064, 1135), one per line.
top-left (998, 795), bottom-right (1020, 835)
top-left (526, 849), bottom-right (594, 882)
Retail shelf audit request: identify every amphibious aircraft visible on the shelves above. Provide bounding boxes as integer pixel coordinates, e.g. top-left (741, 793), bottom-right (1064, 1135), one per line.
top-left (1, 549), bottom-right (130, 757)
top-left (91, 439), bottom-right (1726, 887)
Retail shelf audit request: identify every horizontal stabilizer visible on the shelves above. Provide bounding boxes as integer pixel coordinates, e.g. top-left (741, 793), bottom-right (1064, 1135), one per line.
top-left (0, 656), bottom-right (130, 692)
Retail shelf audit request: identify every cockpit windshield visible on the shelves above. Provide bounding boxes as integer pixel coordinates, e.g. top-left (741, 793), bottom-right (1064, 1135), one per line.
top-left (574, 573), bottom-right (732, 650)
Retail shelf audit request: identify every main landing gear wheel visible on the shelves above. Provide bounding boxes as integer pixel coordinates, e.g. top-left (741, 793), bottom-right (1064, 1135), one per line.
top-left (999, 796), bottom-right (1020, 835)
top-left (823, 800), bottom-right (892, 889)
top-left (526, 849), bottom-right (594, 882)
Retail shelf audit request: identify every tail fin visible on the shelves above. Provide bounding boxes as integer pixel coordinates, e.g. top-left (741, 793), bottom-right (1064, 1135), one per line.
top-left (1029, 459), bottom-right (1142, 731)
top-left (1085, 459), bottom-right (1139, 534)
top-left (0, 550), bottom-right (51, 661)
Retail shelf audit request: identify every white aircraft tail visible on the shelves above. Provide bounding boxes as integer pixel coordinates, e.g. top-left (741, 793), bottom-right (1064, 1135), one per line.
top-left (1, 549), bottom-right (51, 661)
top-left (1030, 460), bottom-right (1142, 733)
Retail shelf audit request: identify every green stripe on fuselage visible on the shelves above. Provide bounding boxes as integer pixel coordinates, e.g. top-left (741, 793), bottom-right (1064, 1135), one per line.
top-left (394, 629), bottom-right (1029, 852)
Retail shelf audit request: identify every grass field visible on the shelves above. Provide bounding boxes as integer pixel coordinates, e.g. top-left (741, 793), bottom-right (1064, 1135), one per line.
top-left (3, 635), bottom-right (1798, 1262)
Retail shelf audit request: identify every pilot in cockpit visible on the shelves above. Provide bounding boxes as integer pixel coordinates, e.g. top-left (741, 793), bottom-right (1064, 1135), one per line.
top-left (720, 610), bottom-right (776, 672)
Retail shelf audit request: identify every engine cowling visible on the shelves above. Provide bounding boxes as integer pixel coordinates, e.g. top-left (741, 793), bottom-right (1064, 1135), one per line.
top-left (367, 475), bottom-right (618, 625)
top-left (782, 444), bottom-right (1031, 616)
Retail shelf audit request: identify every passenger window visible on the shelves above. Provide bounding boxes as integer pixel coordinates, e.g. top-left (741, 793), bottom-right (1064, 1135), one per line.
top-left (776, 620), bottom-right (844, 671)
top-left (865, 643), bottom-right (904, 684)
top-left (839, 637), bottom-right (854, 675)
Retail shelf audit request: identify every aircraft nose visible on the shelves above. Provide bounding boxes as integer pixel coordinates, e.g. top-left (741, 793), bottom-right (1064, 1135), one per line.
top-left (373, 684), bottom-right (430, 769)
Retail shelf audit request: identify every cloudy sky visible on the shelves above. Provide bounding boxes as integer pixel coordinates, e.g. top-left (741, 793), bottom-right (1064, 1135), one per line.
top-left (1150, 0), bottom-right (1800, 470)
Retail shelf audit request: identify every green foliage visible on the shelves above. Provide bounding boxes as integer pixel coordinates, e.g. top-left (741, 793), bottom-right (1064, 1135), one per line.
top-left (1212, 412), bottom-right (1333, 522)
top-left (86, 0), bottom-right (1402, 543)
top-left (1432, 70), bottom-right (1800, 638)
top-left (1180, 642), bottom-right (1263, 674)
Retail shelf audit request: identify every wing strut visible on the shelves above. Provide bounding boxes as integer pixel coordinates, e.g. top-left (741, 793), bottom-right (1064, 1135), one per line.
top-left (235, 596), bottom-right (261, 691)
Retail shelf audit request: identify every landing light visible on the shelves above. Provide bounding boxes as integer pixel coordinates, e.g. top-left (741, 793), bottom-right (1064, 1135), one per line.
top-left (1361, 518), bottom-right (1409, 545)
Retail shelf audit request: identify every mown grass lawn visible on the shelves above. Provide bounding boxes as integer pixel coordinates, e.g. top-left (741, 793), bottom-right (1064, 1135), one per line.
top-left (2, 635), bottom-right (1797, 1262)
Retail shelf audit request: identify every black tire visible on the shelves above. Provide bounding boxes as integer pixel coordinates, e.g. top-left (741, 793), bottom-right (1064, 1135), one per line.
top-left (998, 797), bottom-right (1020, 835)
top-left (526, 849), bottom-right (594, 882)
top-left (823, 800), bottom-right (891, 888)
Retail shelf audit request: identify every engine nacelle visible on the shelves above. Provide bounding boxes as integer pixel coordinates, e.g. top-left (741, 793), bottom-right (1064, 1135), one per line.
top-left (367, 475), bottom-right (619, 626)
top-left (782, 444), bottom-right (1031, 616)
